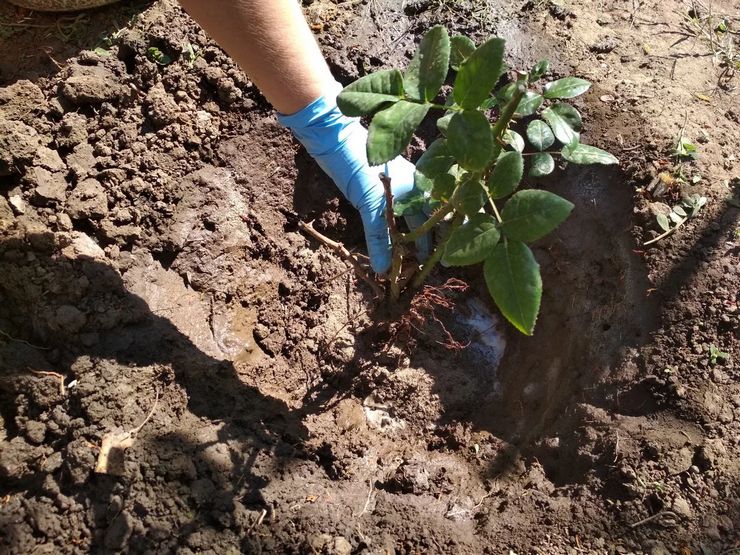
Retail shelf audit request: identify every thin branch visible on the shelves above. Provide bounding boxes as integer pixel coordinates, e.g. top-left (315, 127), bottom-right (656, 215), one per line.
top-left (298, 220), bottom-right (383, 299)
top-left (379, 173), bottom-right (404, 303)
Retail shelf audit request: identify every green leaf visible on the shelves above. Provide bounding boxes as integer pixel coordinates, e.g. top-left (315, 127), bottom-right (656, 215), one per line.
top-left (669, 211), bottom-right (683, 224)
top-left (495, 81), bottom-right (517, 104)
top-left (488, 151), bottom-right (523, 199)
top-left (416, 138), bottom-right (455, 179)
top-left (541, 104), bottom-right (580, 145)
top-left (404, 25), bottom-right (451, 102)
top-left (561, 142), bottom-right (619, 165)
top-left (515, 91), bottom-right (544, 116)
top-left (480, 96), bottom-right (498, 110)
top-left (484, 239), bottom-right (542, 335)
top-left (337, 69), bottom-right (404, 117)
top-left (94, 47), bottom-right (111, 57)
top-left (449, 35), bottom-right (475, 71)
top-left (367, 101), bottom-right (429, 165)
top-left (529, 153), bottom-right (555, 177)
top-left (443, 213), bottom-right (500, 266)
top-left (431, 171), bottom-right (456, 201)
top-left (148, 47), bottom-right (172, 65)
top-left (526, 120), bottom-right (555, 151)
top-left (656, 213), bottom-right (671, 232)
top-left (393, 189), bottom-right (426, 216)
top-left (501, 189), bottom-right (574, 242)
top-left (503, 129), bottom-right (525, 153)
top-left (447, 111), bottom-right (493, 171)
top-left (529, 60), bottom-right (550, 82)
top-left (551, 102), bottom-right (582, 131)
top-left (453, 37), bottom-right (506, 110)
top-left (414, 171), bottom-right (433, 193)
top-left (543, 77), bottom-right (592, 99)
top-left (437, 112), bottom-right (453, 135)
top-left (454, 175), bottom-right (486, 217)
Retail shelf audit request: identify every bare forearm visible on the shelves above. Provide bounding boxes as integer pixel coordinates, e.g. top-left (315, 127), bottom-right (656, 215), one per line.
top-left (178, 0), bottom-right (335, 113)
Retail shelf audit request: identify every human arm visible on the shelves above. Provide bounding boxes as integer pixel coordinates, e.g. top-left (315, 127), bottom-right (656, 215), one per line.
top-left (177, 0), bottom-right (428, 273)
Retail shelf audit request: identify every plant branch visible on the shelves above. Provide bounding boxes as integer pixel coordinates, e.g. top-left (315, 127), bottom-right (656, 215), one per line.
top-left (399, 203), bottom-right (455, 243)
top-left (411, 212), bottom-right (464, 290)
top-left (298, 220), bottom-right (383, 299)
top-left (379, 173), bottom-right (404, 303)
top-left (488, 197), bottom-right (503, 223)
top-left (490, 80), bottom-right (527, 158)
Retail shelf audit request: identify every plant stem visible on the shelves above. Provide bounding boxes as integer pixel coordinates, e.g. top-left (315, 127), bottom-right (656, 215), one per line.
top-left (490, 82), bottom-right (527, 158)
top-left (380, 173), bottom-right (404, 303)
top-left (488, 197), bottom-right (503, 223)
top-left (399, 202), bottom-right (455, 244)
top-left (411, 212), bottom-right (464, 290)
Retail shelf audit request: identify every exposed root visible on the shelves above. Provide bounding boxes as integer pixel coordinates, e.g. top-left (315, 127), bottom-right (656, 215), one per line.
top-left (29, 368), bottom-right (66, 396)
top-left (298, 220), bottom-right (383, 299)
top-left (387, 278), bottom-right (470, 352)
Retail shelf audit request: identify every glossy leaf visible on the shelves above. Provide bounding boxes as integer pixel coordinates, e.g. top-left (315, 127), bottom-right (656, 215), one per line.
top-left (541, 104), bottom-right (580, 145)
top-left (437, 112), bottom-right (453, 135)
top-left (431, 171), bottom-right (456, 201)
top-left (515, 91), bottom-right (544, 116)
top-left (543, 77), bottom-right (592, 99)
top-left (529, 153), bottom-right (555, 177)
top-left (529, 59), bottom-right (550, 82)
top-left (404, 25), bottom-right (451, 102)
top-left (454, 175), bottom-right (486, 217)
top-left (503, 129), bottom-right (525, 153)
top-left (449, 35), bottom-right (475, 70)
top-left (501, 189), bottom-right (574, 242)
top-left (416, 138), bottom-right (455, 179)
top-left (484, 239), bottom-right (542, 335)
top-left (453, 37), bottom-right (506, 109)
top-left (526, 120), bottom-right (555, 151)
top-left (480, 96), bottom-right (498, 109)
top-left (393, 189), bottom-right (426, 216)
top-left (414, 171), bottom-right (433, 193)
top-left (447, 111), bottom-right (493, 171)
top-left (443, 213), bottom-right (500, 266)
top-left (337, 69), bottom-right (404, 117)
top-left (561, 142), bottom-right (619, 165)
top-left (488, 151), bottom-right (523, 199)
top-left (367, 101), bottom-right (429, 165)
top-left (495, 81), bottom-right (517, 104)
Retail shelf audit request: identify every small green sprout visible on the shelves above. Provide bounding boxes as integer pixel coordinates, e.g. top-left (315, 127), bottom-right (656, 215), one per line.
top-left (709, 345), bottom-right (730, 365)
top-left (147, 47), bottom-right (172, 66)
top-left (337, 26), bottom-right (618, 335)
top-left (647, 194), bottom-right (707, 246)
top-left (183, 42), bottom-right (202, 67)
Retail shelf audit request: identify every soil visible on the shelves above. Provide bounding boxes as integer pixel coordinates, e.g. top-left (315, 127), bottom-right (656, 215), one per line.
top-left (1, 0), bottom-right (738, 553)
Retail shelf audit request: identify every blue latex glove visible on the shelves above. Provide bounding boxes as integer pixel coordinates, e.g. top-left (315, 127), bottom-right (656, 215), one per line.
top-left (278, 83), bottom-right (429, 274)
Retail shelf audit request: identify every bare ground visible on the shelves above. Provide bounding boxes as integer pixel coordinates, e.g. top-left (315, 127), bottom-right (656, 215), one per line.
top-left (0, 0), bottom-right (738, 553)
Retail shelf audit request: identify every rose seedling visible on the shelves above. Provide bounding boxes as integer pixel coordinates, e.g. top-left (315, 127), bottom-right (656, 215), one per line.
top-left (337, 26), bottom-right (618, 335)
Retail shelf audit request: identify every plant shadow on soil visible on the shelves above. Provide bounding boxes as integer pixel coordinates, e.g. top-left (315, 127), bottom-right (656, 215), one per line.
top-left (0, 234), bottom-right (312, 552)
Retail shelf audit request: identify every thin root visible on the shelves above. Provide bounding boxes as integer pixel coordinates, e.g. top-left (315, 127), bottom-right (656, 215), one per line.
top-left (298, 220), bottom-right (383, 299)
top-left (29, 368), bottom-right (66, 396)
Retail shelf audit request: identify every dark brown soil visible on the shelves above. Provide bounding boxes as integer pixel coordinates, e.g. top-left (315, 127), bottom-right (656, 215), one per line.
top-left (1, 0), bottom-right (738, 553)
